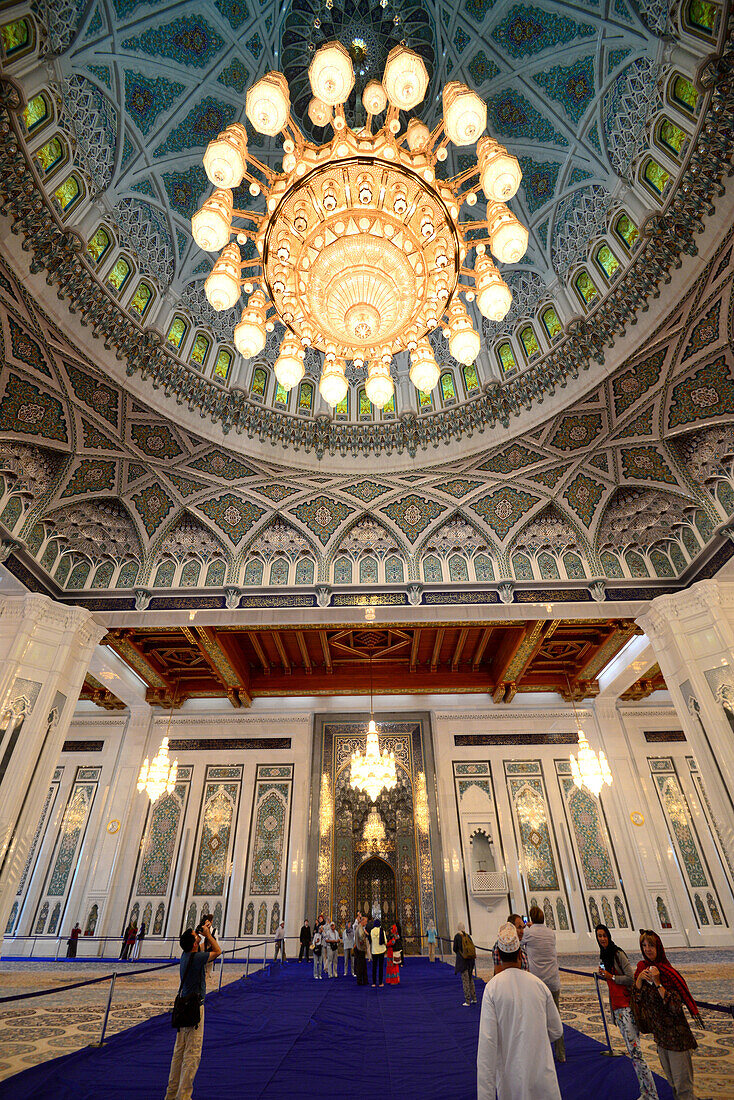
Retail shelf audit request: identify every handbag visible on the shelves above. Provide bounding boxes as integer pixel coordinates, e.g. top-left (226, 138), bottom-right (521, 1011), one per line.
top-left (630, 986), bottom-right (653, 1034)
top-left (171, 951), bottom-right (201, 1030)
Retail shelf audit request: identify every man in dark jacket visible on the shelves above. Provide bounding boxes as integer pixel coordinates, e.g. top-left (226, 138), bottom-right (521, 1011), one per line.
top-left (299, 919), bottom-right (311, 961)
top-left (453, 921), bottom-right (477, 1005)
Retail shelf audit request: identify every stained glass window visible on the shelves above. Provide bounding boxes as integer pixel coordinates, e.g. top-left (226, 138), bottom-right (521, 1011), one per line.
top-left (167, 316), bottom-right (188, 348)
top-left (205, 560), bottom-right (226, 586)
top-left (106, 257), bottom-right (131, 294)
top-left (574, 269), bottom-right (599, 307)
top-left (448, 554), bottom-right (469, 582)
top-left (462, 363), bottom-right (479, 393)
top-left (595, 244), bottom-right (621, 281)
top-left (497, 342), bottom-right (517, 372)
top-left (614, 212), bottom-right (639, 251)
top-left (512, 552), bottom-right (533, 579)
top-left (685, 0), bottom-right (719, 35)
top-left (563, 552), bottom-right (585, 578)
top-left (382, 393), bottom-right (395, 417)
top-left (418, 389), bottom-right (432, 410)
top-left (180, 560), bottom-right (201, 587)
top-left (600, 550), bottom-right (623, 578)
top-left (519, 325), bottom-right (540, 359)
top-left (538, 551), bottom-right (560, 579)
top-left (541, 306), bottom-right (562, 340)
top-left (269, 558), bottom-right (288, 584)
top-left (625, 550), bottom-right (649, 577)
top-left (243, 558), bottom-right (264, 585)
top-left (440, 371), bottom-right (457, 403)
top-left (422, 555), bottom-right (442, 582)
top-left (274, 382), bottom-right (289, 406)
top-left (642, 157), bottom-right (671, 198)
top-left (334, 556), bottom-right (352, 584)
top-left (359, 556), bottom-right (378, 583)
top-left (474, 554), bottom-right (494, 581)
top-left (1, 18), bottom-right (32, 58)
top-left (22, 93), bottom-right (49, 135)
top-left (87, 225), bottom-right (111, 265)
top-left (35, 136), bottom-right (64, 175)
top-left (129, 280), bottom-right (153, 318)
top-left (251, 366), bottom-right (267, 397)
top-left (298, 381), bottom-right (314, 411)
top-left (335, 392), bottom-right (349, 419)
top-left (359, 389), bottom-right (372, 417)
top-left (385, 555), bottom-right (404, 583)
top-left (671, 75), bottom-right (699, 115)
top-left (190, 332), bottom-right (210, 367)
top-left (214, 349), bottom-right (232, 381)
top-left (295, 558), bottom-right (314, 584)
top-left (657, 118), bottom-right (688, 160)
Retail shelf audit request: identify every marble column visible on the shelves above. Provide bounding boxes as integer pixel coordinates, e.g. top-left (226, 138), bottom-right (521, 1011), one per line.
top-left (637, 580), bottom-right (734, 869)
top-left (0, 594), bottom-right (105, 936)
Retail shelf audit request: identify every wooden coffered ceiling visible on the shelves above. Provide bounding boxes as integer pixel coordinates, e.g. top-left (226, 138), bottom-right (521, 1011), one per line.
top-left (99, 618), bottom-right (643, 709)
top-left (621, 662), bottom-right (667, 701)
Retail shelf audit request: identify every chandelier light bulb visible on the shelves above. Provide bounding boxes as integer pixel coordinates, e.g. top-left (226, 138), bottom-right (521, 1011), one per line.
top-left (409, 339), bottom-right (440, 392)
top-left (308, 97), bottom-right (332, 128)
top-left (477, 136), bottom-right (522, 202)
top-left (570, 729), bottom-right (613, 798)
top-left (486, 202), bottom-right (529, 264)
top-left (191, 188), bottom-right (233, 252)
top-left (442, 82), bottom-right (487, 146)
top-left (202, 123), bottom-right (248, 188)
top-left (246, 71), bottom-right (290, 136)
top-left (475, 253), bottom-right (512, 321)
top-left (448, 299), bottom-right (480, 364)
top-left (362, 80), bottom-right (387, 116)
top-left (383, 45), bottom-right (429, 111)
top-left (406, 119), bottom-right (430, 152)
top-left (365, 359), bottom-right (394, 409)
top-left (309, 41), bottom-right (355, 107)
top-left (234, 288), bottom-right (267, 358)
top-left (204, 242), bottom-right (241, 311)
top-left (319, 357), bottom-right (348, 406)
top-left (274, 333), bottom-right (305, 389)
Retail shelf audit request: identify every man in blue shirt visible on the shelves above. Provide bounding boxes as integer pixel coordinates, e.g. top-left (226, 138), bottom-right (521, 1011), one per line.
top-left (165, 919), bottom-right (221, 1100)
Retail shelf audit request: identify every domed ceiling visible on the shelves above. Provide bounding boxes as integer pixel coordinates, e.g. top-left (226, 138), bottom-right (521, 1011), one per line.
top-left (4, 0), bottom-right (724, 463)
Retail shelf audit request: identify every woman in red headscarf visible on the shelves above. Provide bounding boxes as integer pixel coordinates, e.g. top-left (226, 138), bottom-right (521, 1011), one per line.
top-left (632, 930), bottom-right (701, 1100)
top-left (386, 925), bottom-right (402, 985)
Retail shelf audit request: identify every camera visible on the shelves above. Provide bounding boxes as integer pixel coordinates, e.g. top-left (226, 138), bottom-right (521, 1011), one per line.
top-left (196, 914), bottom-right (213, 934)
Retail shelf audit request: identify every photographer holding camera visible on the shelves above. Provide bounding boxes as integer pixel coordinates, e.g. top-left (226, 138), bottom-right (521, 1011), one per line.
top-left (165, 916), bottom-right (221, 1100)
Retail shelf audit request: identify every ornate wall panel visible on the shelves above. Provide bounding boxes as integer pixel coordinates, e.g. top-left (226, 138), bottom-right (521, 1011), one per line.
top-left (128, 764), bottom-right (192, 936)
top-left (687, 756), bottom-right (734, 888)
top-left (32, 766), bottom-right (100, 935)
top-left (240, 764), bottom-right (293, 936)
top-left (505, 761), bottom-right (572, 930)
top-left (555, 760), bottom-right (630, 932)
top-left (6, 767), bottom-right (63, 935)
top-left (649, 757), bottom-right (726, 928)
top-left (183, 765), bottom-right (242, 935)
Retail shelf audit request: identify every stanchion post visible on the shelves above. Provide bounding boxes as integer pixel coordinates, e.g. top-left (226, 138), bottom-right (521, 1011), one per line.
top-left (245, 945), bottom-right (250, 979)
top-left (55, 938), bottom-right (62, 962)
top-left (94, 971), bottom-right (117, 1047)
top-left (218, 953), bottom-right (225, 992)
top-left (593, 974), bottom-right (617, 1056)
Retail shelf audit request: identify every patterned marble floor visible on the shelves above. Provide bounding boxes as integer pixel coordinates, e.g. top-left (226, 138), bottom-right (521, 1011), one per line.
top-left (0, 952), bottom-right (731, 1095)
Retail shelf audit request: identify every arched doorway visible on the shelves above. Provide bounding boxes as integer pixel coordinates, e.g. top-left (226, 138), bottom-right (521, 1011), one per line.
top-left (355, 856), bottom-right (396, 924)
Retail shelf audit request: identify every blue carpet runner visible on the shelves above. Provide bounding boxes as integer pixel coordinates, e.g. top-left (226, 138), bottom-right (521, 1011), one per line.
top-left (1, 958), bottom-right (674, 1099)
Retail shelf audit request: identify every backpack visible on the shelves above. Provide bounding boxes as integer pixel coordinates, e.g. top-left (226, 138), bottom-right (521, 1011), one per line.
top-left (460, 933), bottom-right (476, 960)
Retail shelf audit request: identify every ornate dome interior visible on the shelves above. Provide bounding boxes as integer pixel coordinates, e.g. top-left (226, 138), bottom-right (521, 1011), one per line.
top-left (0, 0), bottom-right (732, 606)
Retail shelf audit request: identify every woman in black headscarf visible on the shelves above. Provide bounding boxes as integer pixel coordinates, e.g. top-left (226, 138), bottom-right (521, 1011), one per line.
top-left (595, 924), bottom-right (658, 1100)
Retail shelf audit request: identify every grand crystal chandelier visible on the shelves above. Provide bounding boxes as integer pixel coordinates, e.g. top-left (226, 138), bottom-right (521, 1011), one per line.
top-left (570, 729), bottom-right (613, 798)
top-left (193, 42), bottom-right (527, 407)
top-left (351, 719), bottom-right (397, 801)
top-left (137, 736), bottom-right (178, 804)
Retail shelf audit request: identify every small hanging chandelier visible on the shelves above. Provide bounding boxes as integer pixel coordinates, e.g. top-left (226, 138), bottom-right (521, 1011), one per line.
top-left (137, 736), bottom-right (178, 803)
top-left (350, 657), bottom-right (397, 802)
top-left (362, 805), bottom-right (387, 845)
top-left (566, 677), bottom-right (612, 798)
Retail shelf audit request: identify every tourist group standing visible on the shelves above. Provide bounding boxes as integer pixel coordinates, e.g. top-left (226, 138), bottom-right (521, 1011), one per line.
top-left (300, 913), bottom-right (401, 987)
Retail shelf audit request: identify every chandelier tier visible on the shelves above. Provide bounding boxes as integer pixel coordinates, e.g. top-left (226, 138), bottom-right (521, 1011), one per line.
top-left (350, 719), bottom-right (398, 802)
top-left (137, 736), bottom-right (178, 804)
top-left (194, 42), bottom-right (527, 408)
top-left (570, 729), bottom-right (613, 798)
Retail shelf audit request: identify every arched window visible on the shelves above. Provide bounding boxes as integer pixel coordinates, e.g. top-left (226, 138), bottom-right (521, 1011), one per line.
top-left (87, 225), bottom-right (112, 266)
top-left (106, 256), bottom-right (132, 295)
top-left (153, 560), bottom-right (175, 587)
top-left (334, 556), bottom-right (352, 584)
top-left (129, 280), bottom-right (154, 319)
top-left (67, 561), bottom-right (90, 589)
top-left (385, 555), bottom-right (404, 583)
top-left (335, 391), bottom-right (349, 420)
top-left (656, 117), bottom-right (689, 161)
top-left (244, 558), bottom-right (264, 585)
top-left (669, 543), bottom-right (686, 573)
top-left (116, 561), bottom-right (139, 587)
top-left (53, 173), bottom-right (83, 216)
top-left (417, 388), bottom-right (433, 411)
top-left (624, 550), bottom-right (649, 577)
top-left (600, 551), bottom-right (623, 578)
top-left (189, 332), bottom-right (211, 369)
top-left (298, 381), bottom-right (314, 413)
top-left (512, 552), bottom-right (533, 579)
top-left (422, 555), bottom-right (442, 582)
top-left (518, 325), bottom-right (540, 360)
top-left (1, 17), bottom-right (35, 61)
top-left (22, 92), bottom-right (51, 135)
top-left (33, 135), bottom-right (66, 177)
top-left (448, 554), bottom-right (469, 581)
top-left (540, 306), bottom-right (562, 341)
top-left (213, 348), bottom-right (232, 381)
top-left (573, 268), bottom-right (599, 308)
top-left (650, 548), bottom-right (674, 577)
top-left (166, 315), bottom-right (188, 350)
top-left (669, 73), bottom-right (700, 117)
top-left (440, 371), bottom-right (457, 404)
top-left (640, 156), bottom-right (671, 199)
top-left (358, 388), bottom-right (372, 419)
top-left (269, 558), bottom-right (289, 585)
top-left (474, 553), bottom-right (494, 581)
top-left (594, 243), bottom-right (621, 282)
top-left (382, 392), bottom-right (395, 417)
top-left (462, 363), bottom-right (480, 395)
top-left (563, 551), bottom-right (586, 578)
top-left (55, 555), bottom-right (72, 585)
top-left (538, 551), bottom-right (560, 579)
top-left (359, 556), bottom-right (378, 583)
top-left (274, 382), bottom-right (289, 407)
top-left (497, 342), bottom-right (517, 373)
top-left (295, 558), bottom-right (314, 584)
top-left (613, 212), bottom-right (639, 252)
top-left (180, 560), bottom-right (201, 586)
top-left (683, 0), bottom-right (720, 39)
top-left (250, 366), bottom-right (268, 399)
top-left (91, 561), bottom-right (114, 588)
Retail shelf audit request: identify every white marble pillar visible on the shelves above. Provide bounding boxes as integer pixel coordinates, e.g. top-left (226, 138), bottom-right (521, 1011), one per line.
top-left (0, 594), bottom-right (105, 936)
